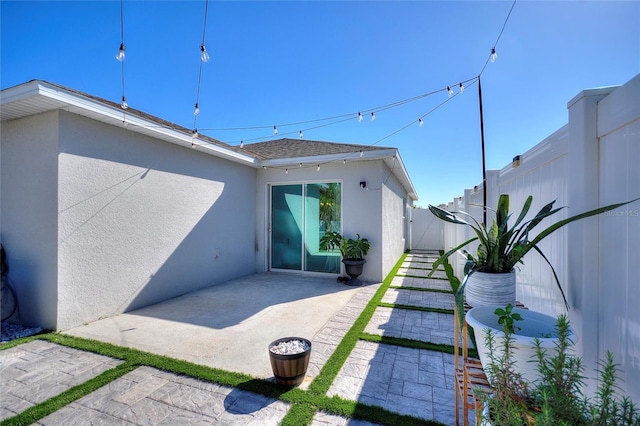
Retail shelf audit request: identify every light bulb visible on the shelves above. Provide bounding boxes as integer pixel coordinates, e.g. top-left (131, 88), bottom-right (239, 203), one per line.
top-left (240, 140), bottom-right (244, 148)
top-left (418, 118), bottom-right (423, 127)
top-left (358, 112), bottom-right (363, 122)
top-left (299, 130), bottom-right (303, 139)
top-left (459, 83), bottom-right (464, 93)
top-left (299, 163), bottom-right (302, 168)
top-left (121, 96), bottom-right (128, 110)
top-left (273, 125), bottom-right (278, 135)
top-left (316, 164), bottom-right (320, 171)
top-left (359, 150), bottom-right (364, 157)
top-left (447, 86), bottom-right (453, 97)
top-left (116, 43), bottom-right (125, 61)
top-left (262, 165), bottom-right (266, 169)
top-left (192, 129), bottom-right (198, 139)
top-left (194, 103), bottom-right (200, 116)
top-left (343, 159), bottom-right (346, 164)
top-left (371, 112), bottom-right (376, 121)
top-left (490, 48), bottom-right (497, 63)
top-left (285, 168), bottom-right (288, 174)
top-left (191, 142), bottom-right (196, 149)
top-left (200, 45), bottom-right (210, 62)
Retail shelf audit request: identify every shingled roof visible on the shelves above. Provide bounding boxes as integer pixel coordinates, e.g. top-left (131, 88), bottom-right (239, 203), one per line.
top-left (238, 138), bottom-right (393, 161)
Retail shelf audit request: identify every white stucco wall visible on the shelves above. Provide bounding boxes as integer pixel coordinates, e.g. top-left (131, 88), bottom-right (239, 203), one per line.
top-left (255, 159), bottom-right (406, 282)
top-left (381, 161), bottom-right (410, 278)
top-left (1, 111), bottom-right (60, 330)
top-left (54, 111), bottom-right (257, 330)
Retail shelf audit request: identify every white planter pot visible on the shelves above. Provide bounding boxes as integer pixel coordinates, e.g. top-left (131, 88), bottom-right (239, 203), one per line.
top-left (465, 270), bottom-right (516, 307)
top-left (465, 306), bottom-right (569, 386)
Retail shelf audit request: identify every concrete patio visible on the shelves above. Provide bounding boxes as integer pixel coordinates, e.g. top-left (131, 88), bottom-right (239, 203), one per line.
top-left (1, 252), bottom-right (467, 425)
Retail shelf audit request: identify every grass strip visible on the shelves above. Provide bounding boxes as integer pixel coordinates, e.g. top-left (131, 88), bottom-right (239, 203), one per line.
top-left (38, 334), bottom-right (308, 402)
top-left (397, 274), bottom-right (448, 280)
top-left (377, 302), bottom-right (454, 315)
top-left (359, 333), bottom-right (478, 359)
top-left (305, 253), bottom-right (407, 397)
top-left (1, 362), bottom-right (137, 426)
top-left (389, 285), bottom-right (453, 294)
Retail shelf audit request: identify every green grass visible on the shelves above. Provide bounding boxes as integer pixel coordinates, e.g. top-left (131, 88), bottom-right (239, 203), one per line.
top-left (2, 251), bottom-right (453, 426)
top-left (397, 273), bottom-right (448, 280)
top-left (389, 285), bottom-right (453, 294)
top-left (377, 302), bottom-right (454, 315)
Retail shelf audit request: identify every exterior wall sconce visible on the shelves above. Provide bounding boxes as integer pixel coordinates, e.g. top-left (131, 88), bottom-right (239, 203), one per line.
top-left (360, 181), bottom-right (367, 189)
top-left (512, 155), bottom-right (521, 168)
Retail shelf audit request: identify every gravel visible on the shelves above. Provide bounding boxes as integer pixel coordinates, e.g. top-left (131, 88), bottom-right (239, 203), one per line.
top-left (270, 338), bottom-right (311, 355)
top-left (1, 322), bottom-right (43, 343)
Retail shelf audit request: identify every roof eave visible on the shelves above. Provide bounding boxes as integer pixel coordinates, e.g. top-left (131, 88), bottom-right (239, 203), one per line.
top-left (1, 80), bottom-right (258, 166)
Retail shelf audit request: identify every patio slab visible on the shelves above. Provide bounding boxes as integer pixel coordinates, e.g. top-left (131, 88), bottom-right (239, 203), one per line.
top-left (65, 273), bottom-right (379, 382)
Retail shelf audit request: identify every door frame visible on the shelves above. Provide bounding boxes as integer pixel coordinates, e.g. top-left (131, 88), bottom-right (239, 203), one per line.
top-left (267, 180), bottom-right (342, 275)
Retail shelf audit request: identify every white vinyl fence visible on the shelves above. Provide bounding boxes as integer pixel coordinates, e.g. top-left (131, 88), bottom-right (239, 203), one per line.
top-left (413, 74), bottom-right (640, 401)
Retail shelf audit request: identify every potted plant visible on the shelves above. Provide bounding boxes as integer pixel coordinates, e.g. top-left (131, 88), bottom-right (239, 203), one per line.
top-left (428, 194), bottom-right (638, 308)
top-left (466, 304), bottom-right (564, 386)
top-left (478, 308), bottom-right (640, 425)
top-left (320, 232), bottom-right (370, 286)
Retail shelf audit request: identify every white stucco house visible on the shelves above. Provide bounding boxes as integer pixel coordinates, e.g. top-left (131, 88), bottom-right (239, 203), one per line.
top-left (0, 80), bottom-right (418, 331)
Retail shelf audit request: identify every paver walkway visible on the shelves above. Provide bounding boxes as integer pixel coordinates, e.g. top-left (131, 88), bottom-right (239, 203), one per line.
top-left (1, 250), bottom-right (467, 425)
top-left (327, 251), bottom-right (462, 425)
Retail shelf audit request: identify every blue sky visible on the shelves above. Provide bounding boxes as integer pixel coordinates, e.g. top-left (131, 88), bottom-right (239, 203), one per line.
top-left (2, 1), bottom-right (638, 206)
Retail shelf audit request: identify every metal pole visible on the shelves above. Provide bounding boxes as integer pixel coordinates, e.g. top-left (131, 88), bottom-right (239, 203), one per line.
top-left (478, 76), bottom-right (488, 226)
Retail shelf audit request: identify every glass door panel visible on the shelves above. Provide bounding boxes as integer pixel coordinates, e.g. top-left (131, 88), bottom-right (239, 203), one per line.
top-left (271, 185), bottom-right (303, 271)
top-left (304, 183), bottom-right (341, 273)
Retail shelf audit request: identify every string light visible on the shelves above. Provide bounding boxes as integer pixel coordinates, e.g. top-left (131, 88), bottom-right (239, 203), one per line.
top-left (194, 103), bottom-right (200, 116)
top-left (192, 129), bottom-right (198, 139)
top-left (418, 118), bottom-right (423, 127)
top-left (116, 43), bottom-right (125, 61)
top-left (447, 86), bottom-right (453, 97)
top-left (240, 140), bottom-right (244, 148)
top-left (358, 112), bottom-right (363, 122)
top-left (316, 164), bottom-right (320, 171)
top-left (299, 163), bottom-right (302, 168)
top-left (200, 45), bottom-right (210, 62)
top-left (490, 47), bottom-right (497, 63)
top-left (285, 168), bottom-right (288, 174)
top-left (459, 83), bottom-right (464, 93)
top-left (273, 125), bottom-right (278, 135)
top-left (371, 112), bottom-right (376, 121)
top-left (360, 150), bottom-right (364, 157)
top-left (121, 96), bottom-right (128, 110)
top-left (262, 165), bottom-right (266, 169)
top-left (343, 159), bottom-right (346, 164)
top-left (299, 130), bottom-right (303, 138)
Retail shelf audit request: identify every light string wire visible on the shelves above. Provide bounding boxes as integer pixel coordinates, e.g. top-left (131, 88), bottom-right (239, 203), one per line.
top-left (119, 0), bottom-right (127, 120)
top-left (479, 0), bottom-right (516, 77)
top-left (192, 0), bottom-right (210, 141)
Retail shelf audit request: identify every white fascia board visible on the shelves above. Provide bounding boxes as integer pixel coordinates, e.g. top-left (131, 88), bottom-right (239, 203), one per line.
top-left (260, 148), bottom-right (399, 168)
top-left (4, 81), bottom-right (257, 166)
top-left (391, 151), bottom-right (419, 201)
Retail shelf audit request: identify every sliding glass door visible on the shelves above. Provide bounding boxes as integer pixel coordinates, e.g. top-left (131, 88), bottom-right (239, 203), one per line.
top-left (270, 182), bottom-right (341, 273)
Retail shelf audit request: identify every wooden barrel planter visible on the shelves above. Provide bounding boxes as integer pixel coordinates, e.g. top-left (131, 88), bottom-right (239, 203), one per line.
top-left (268, 337), bottom-right (312, 386)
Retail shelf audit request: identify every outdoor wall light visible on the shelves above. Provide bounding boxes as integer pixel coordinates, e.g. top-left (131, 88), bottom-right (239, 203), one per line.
top-left (360, 181), bottom-right (367, 189)
top-left (474, 185), bottom-right (478, 193)
top-left (513, 155), bottom-right (521, 168)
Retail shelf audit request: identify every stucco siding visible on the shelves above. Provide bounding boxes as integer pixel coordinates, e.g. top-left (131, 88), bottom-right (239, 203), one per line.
top-left (1, 111), bottom-right (60, 330)
top-left (381, 162), bottom-right (408, 279)
top-left (256, 160), bottom-right (386, 282)
top-left (55, 111), bottom-right (256, 330)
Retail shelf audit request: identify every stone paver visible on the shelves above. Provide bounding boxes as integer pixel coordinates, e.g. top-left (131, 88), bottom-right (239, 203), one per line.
top-left (327, 341), bottom-right (457, 425)
top-left (390, 276), bottom-right (452, 291)
top-left (0, 340), bottom-right (124, 421)
top-left (382, 288), bottom-right (455, 311)
top-left (365, 307), bottom-right (457, 346)
top-left (35, 366), bottom-right (291, 425)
